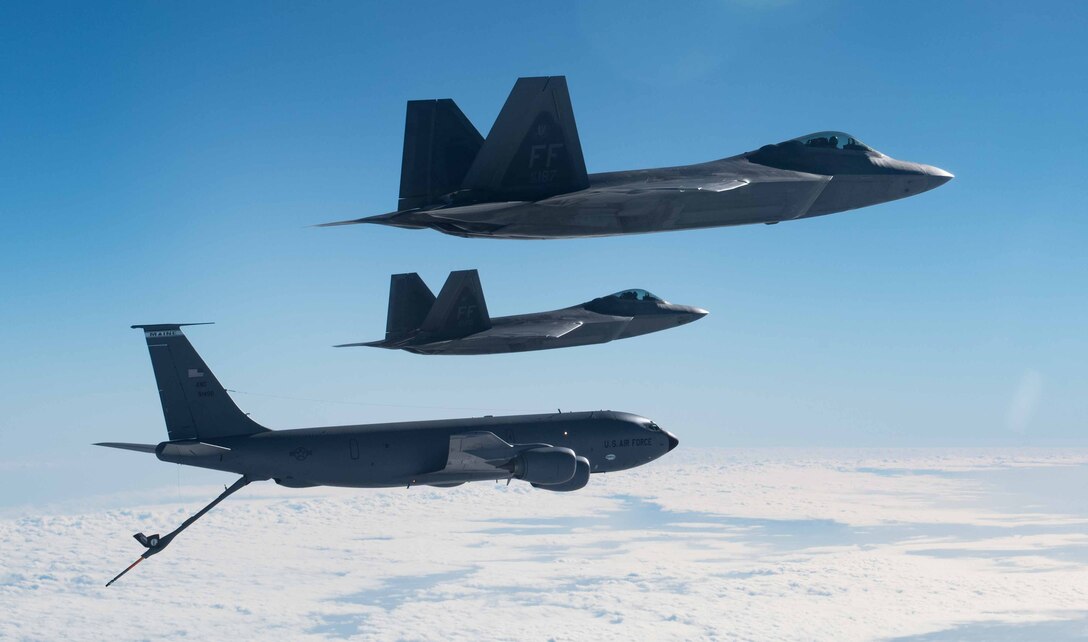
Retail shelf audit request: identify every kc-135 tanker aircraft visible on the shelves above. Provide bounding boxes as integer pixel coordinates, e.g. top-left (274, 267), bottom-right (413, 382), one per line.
top-left (322, 75), bottom-right (953, 239)
top-left (339, 269), bottom-right (707, 355)
top-left (98, 324), bottom-right (677, 585)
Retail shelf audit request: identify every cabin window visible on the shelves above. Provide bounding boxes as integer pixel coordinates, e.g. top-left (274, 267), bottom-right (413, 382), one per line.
top-left (349, 439), bottom-right (359, 460)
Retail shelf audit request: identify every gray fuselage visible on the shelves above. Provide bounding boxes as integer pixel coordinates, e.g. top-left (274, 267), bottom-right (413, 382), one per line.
top-left (369, 135), bottom-right (953, 239)
top-left (398, 298), bottom-right (706, 355)
top-left (156, 411), bottom-right (674, 489)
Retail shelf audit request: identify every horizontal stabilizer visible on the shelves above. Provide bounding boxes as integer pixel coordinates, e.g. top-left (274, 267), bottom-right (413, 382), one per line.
top-left (334, 340), bottom-right (389, 348)
top-left (159, 441), bottom-right (232, 458)
top-left (315, 209), bottom-right (424, 229)
top-left (131, 322), bottom-right (214, 331)
top-left (314, 217), bottom-right (370, 228)
top-left (94, 442), bottom-right (158, 454)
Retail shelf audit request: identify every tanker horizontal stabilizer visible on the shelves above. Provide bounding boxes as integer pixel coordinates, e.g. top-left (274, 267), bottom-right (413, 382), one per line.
top-left (93, 442), bottom-right (158, 454)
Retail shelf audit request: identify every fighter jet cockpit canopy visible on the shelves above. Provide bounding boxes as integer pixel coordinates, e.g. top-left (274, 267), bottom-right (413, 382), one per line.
top-left (788, 131), bottom-right (873, 152)
top-left (607, 289), bottom-right (664, 303)
top-left (747, 131), bottom-right (889, 175)
top-left (751, 131), bottom-right (879, 156)
top-left (583, 288), bottom-right (669, 315)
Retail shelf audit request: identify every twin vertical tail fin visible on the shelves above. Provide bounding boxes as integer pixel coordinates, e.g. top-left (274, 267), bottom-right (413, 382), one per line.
top-left (396, 76), bottom-right (588, 210)
top-left (131, 324), bottom-right (267, 441)
top-left (385, 273), bottom-right (436, 340)
top-left (462, 76), bottom-right (589, 201)
top-left (398, 99), bottom-right (485, 210)
top-left (420, 270), bottom-right (491, 339)
top-left (340, 270), bottom-right (491, 349)
top-left (324, 76), bottom-right (588, 229)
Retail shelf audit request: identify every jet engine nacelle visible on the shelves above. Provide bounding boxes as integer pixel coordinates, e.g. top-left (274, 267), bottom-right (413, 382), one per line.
top-left (511, 446), bottom-right (577, 485)
top-left (532, 455), bottom-right (590, 492)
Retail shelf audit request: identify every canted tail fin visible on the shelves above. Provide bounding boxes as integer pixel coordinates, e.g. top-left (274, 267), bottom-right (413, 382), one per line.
top-left (131, 324), bottom-right (267, 441)
top-left (386, 272), bottom-right (436, 339)
top-left (398, 99), bottom-right (485, 210)
top-left (420, 270), bottom-right (491, 339)
top-left (462, 76), bottom-right (589, 201)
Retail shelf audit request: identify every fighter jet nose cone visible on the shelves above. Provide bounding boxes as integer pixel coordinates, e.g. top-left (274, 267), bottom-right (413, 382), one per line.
top-left (924, 165), bottom-right (954, 189)
top-left (670, 305), bottom-right (709, 324)
top-left (666, 433), bottom-right (679, 452)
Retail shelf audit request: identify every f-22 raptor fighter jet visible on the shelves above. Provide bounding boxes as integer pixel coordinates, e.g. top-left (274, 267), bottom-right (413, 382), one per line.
top-left (322, 76), bottom-right (953, 239)
top-left (98, 324), bottom-right (677, 585)
top-left (338, 269), bottom-right (707, 355)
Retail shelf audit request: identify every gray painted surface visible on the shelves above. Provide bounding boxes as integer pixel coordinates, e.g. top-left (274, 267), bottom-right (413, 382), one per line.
top-left (107, 324), bottom-right (677, 488)
top-left (98, 325), bottom-right (678, 582)
top-left (322, 77), bottom-right (953, 239)
top-left (338, 269), bottom-right (707, 355)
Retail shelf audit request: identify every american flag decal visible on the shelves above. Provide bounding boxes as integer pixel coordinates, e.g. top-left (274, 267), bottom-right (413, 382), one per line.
top-left (188, 368), bottom-right (205, 378)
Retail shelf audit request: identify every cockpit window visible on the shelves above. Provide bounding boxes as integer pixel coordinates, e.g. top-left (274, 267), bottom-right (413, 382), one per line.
top-left (787, 131), bottom-right (872, 152)
top-left (645, 422), bottom-right (662, 432)
top-left (608, 289), bottom-right (663, 302)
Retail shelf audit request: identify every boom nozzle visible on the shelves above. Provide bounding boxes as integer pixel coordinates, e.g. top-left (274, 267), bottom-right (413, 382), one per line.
top-left (104, 475), bottom-right (251, 587)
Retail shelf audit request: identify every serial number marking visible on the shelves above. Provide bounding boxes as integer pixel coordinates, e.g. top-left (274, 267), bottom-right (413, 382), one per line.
top-left (603, 438), bottom-right (655, 448)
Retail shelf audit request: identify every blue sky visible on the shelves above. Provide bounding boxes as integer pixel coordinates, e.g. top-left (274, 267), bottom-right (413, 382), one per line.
top-left (1, 1), bottom-right (1085, 506)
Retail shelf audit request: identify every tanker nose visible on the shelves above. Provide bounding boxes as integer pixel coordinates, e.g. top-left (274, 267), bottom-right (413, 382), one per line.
top-left (666, 432), bottom-right (679, 452)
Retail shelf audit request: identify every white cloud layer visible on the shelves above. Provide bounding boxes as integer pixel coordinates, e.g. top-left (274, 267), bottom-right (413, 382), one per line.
top-left (2, 448), bottom-right (1088, 641)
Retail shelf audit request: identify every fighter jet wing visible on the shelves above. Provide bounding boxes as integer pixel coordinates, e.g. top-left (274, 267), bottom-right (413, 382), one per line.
top-left (536, 171), bottom-right (831, 224)
top-left (469, 319), bottom-right (583, 340)
top-left (319, 202), bottom-right (527, 229)
top-left (603, 178), bottom-right (751, 194)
